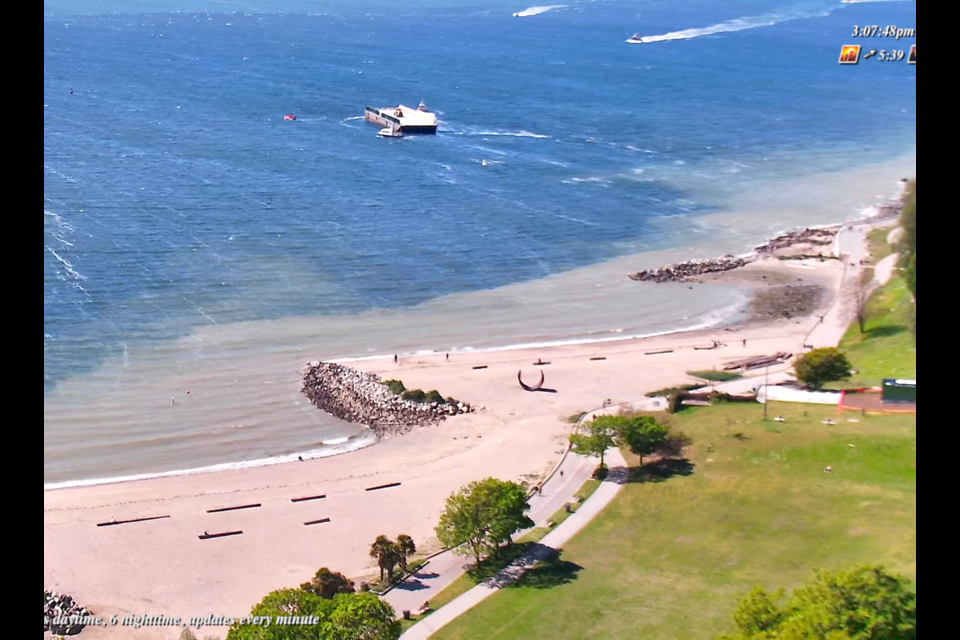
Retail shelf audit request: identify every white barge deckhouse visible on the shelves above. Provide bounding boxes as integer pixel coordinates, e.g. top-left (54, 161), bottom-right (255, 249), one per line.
top-left (364, 102), bottom-right (438, 134)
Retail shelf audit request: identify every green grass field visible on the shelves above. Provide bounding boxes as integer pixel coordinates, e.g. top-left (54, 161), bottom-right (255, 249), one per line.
top-left (865, 226), bottom-right (895, 264)
top-left (430, 403), bottom-right (916, 640)
top-left (838, 275), bottom-right (916, 388)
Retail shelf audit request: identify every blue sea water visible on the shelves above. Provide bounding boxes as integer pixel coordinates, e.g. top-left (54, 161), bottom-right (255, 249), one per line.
top-left (44, 0), bottom-right (916, 484)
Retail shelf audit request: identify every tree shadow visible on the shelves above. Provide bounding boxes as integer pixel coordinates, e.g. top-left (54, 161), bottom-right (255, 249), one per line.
top-left (509, 555), bottom-right (582, 590)
top-left (467, 542), bottom-right (537, 583)
top-left (477, 543), bottom-right (578, 590)
top-left (413, 571), bottom-right (439, 579)
top-left (658, 433), bottom-right (694, 457)
top-left (626, 458), bottom-right (695, 484)
top-left (866, 325), bottom-right (905, 339)
top-left (392, 579), bottom-right (432, 592)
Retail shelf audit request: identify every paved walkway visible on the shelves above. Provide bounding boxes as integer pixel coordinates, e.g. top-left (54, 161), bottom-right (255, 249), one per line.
top-left (391, 221), bottom-right (897, 637)
top-left (874, 253), bottom-right (898, 287)
top-left (399, 448), bottom-right (628, 640)
top-left (384, 447), bottom-right (600, 616)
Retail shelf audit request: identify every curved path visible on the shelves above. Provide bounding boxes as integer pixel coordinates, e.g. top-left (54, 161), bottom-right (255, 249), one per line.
top-left (393, 220), bottom-right (898, 638)
top-left (397, 447), bottom-right (628, 640)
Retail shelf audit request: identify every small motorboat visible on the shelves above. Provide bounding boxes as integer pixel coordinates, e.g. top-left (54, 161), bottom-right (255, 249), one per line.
top-left (378, 127), bottom-right (403, 138)
top-left (283, 114), bottom-right (297, 121)
top-left (626, 34), bottom-right (645, 44)
top-left (481, 159), bottom-right (488, 167)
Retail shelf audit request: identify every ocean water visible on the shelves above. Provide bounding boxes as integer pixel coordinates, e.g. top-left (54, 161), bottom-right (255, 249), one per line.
top-left (44, 0), bottom-right (916, 486)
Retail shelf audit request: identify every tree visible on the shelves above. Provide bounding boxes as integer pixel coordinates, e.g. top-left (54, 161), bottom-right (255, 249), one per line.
top-left (435, 477), bottom-right (534, 566)
top-left (792, 347), bottom-right (852, 390)
top-left (569, 415), bottom-right (618, 470)
top-left (854, 275), bottom-right (870, 335)
top-left (897, 179), bottom-right (916, 269)
top-left (897, 179), bottom-right (916, 301)
top-left (226, 588), bottom-right (334, 640)
top-left (226, 589), bottom-right (399, 640)
top-left (718, 566), bottom-right (916, 640)
top-left (395, 534), bottom-right (416, 572)
top-left (300, 567), bottom-right (355, 599)
top-left (369, 536), bottom-right (401, 583)
top-left (323, 593), bottom-right (400, 640)
top-left (571, 414), bottom-right (671, 468)
top-left (617, 415), bottom-right (670, 466)
top-left (905, 253), bottom-right (916, 300)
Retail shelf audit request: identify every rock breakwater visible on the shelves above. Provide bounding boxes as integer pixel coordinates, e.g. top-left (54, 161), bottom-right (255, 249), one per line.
top-left (301, 362), bottom-right (474, 437)
top-left (628, 228), bottom-right (841, 283)
top-left (628, 255), bottom-right (753, 283)
top-left (44, 590), bottom-right (91, 636)
top-left (755, 227), bottom-right (838, 254)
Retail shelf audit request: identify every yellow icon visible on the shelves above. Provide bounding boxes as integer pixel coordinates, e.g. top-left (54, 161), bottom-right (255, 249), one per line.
top-left (839, 44), bottom-right (862, 65)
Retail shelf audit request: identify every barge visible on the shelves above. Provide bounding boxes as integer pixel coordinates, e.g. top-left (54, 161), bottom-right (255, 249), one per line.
top-left (364, 102), bottom-right (437, 134)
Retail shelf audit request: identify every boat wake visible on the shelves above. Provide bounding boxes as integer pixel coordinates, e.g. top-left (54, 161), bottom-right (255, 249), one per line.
top-left (451, 126), bottom-right (551, 139)
top-left (513, 5), bottom-right (566, 18)
top-left (633, 6), bottom-right (834, 44)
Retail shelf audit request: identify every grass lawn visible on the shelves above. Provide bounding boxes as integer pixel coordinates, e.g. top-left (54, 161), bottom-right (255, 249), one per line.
top-left (865, 226), bottom-right (895, 264)
top-left (400, 477), bottom-right (603, 632)
top-left (430, 402), bottom-right (916, 640)
top-left (837, 275), bottom-right (916, 388)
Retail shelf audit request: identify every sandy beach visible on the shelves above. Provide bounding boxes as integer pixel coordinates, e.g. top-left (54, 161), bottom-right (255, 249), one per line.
top-left (42, 239), bottom-right (864, 639)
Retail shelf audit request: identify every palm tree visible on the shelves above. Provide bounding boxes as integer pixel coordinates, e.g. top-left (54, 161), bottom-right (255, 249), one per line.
top-left (396, 535), bottom-right (417, 572)
top-left (369, 535), bottom-right (398, 582)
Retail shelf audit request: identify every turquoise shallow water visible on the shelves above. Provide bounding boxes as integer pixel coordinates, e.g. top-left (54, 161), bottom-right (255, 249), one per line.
top-left (43, 0), bottom-right (916, 485)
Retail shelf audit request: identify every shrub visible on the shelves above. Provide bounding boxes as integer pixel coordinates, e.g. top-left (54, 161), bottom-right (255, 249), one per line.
top-left (407, 559), bottom-right (426, 573)
top-left (567, 411), bottom-right (587, 424)
top-left (401, 389), bottom-right (427, 403)
top-left (424, 390), bottom-right (446, 404)
top-left (384, 379), bottom-right (406, 395)
top-left (646, 384), bottom-right (699, 398)
top-left (793, 347), bottom-right (853, 390)
top-left (709, 391), bottom-right (734, 403)
top-left (666, 390), bottom-right (685, 414)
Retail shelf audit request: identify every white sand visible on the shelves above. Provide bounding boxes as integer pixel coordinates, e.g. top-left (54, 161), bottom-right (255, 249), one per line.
top-left (43, 257), bottom-right (843, 638)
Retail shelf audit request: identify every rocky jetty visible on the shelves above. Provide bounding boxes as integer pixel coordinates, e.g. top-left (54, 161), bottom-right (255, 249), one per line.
top-left (301, 362), bottom-right (474, 437)
top-left (44, 590), bottom-right (91, 636)
top-left (755, 227), bottom-right (838, 254)
top-left (628, 227), bottom-right (844, 283)
top-left (628, 255), bottom-right (753, 283)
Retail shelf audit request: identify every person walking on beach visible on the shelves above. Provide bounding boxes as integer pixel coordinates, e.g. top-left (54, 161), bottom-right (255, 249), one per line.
top-left (394, 354), bottom-right (398, 364)
top-left (446, 353), bottom-right (449, 362)
top-left (743, 339), bottom-right (747, 347)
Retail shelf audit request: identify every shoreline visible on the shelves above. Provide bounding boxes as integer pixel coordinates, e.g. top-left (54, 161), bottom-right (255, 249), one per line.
top-left (43, 216), bottom-right (899, 627)
top-left (43, 212), bottom-right (902, 493)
